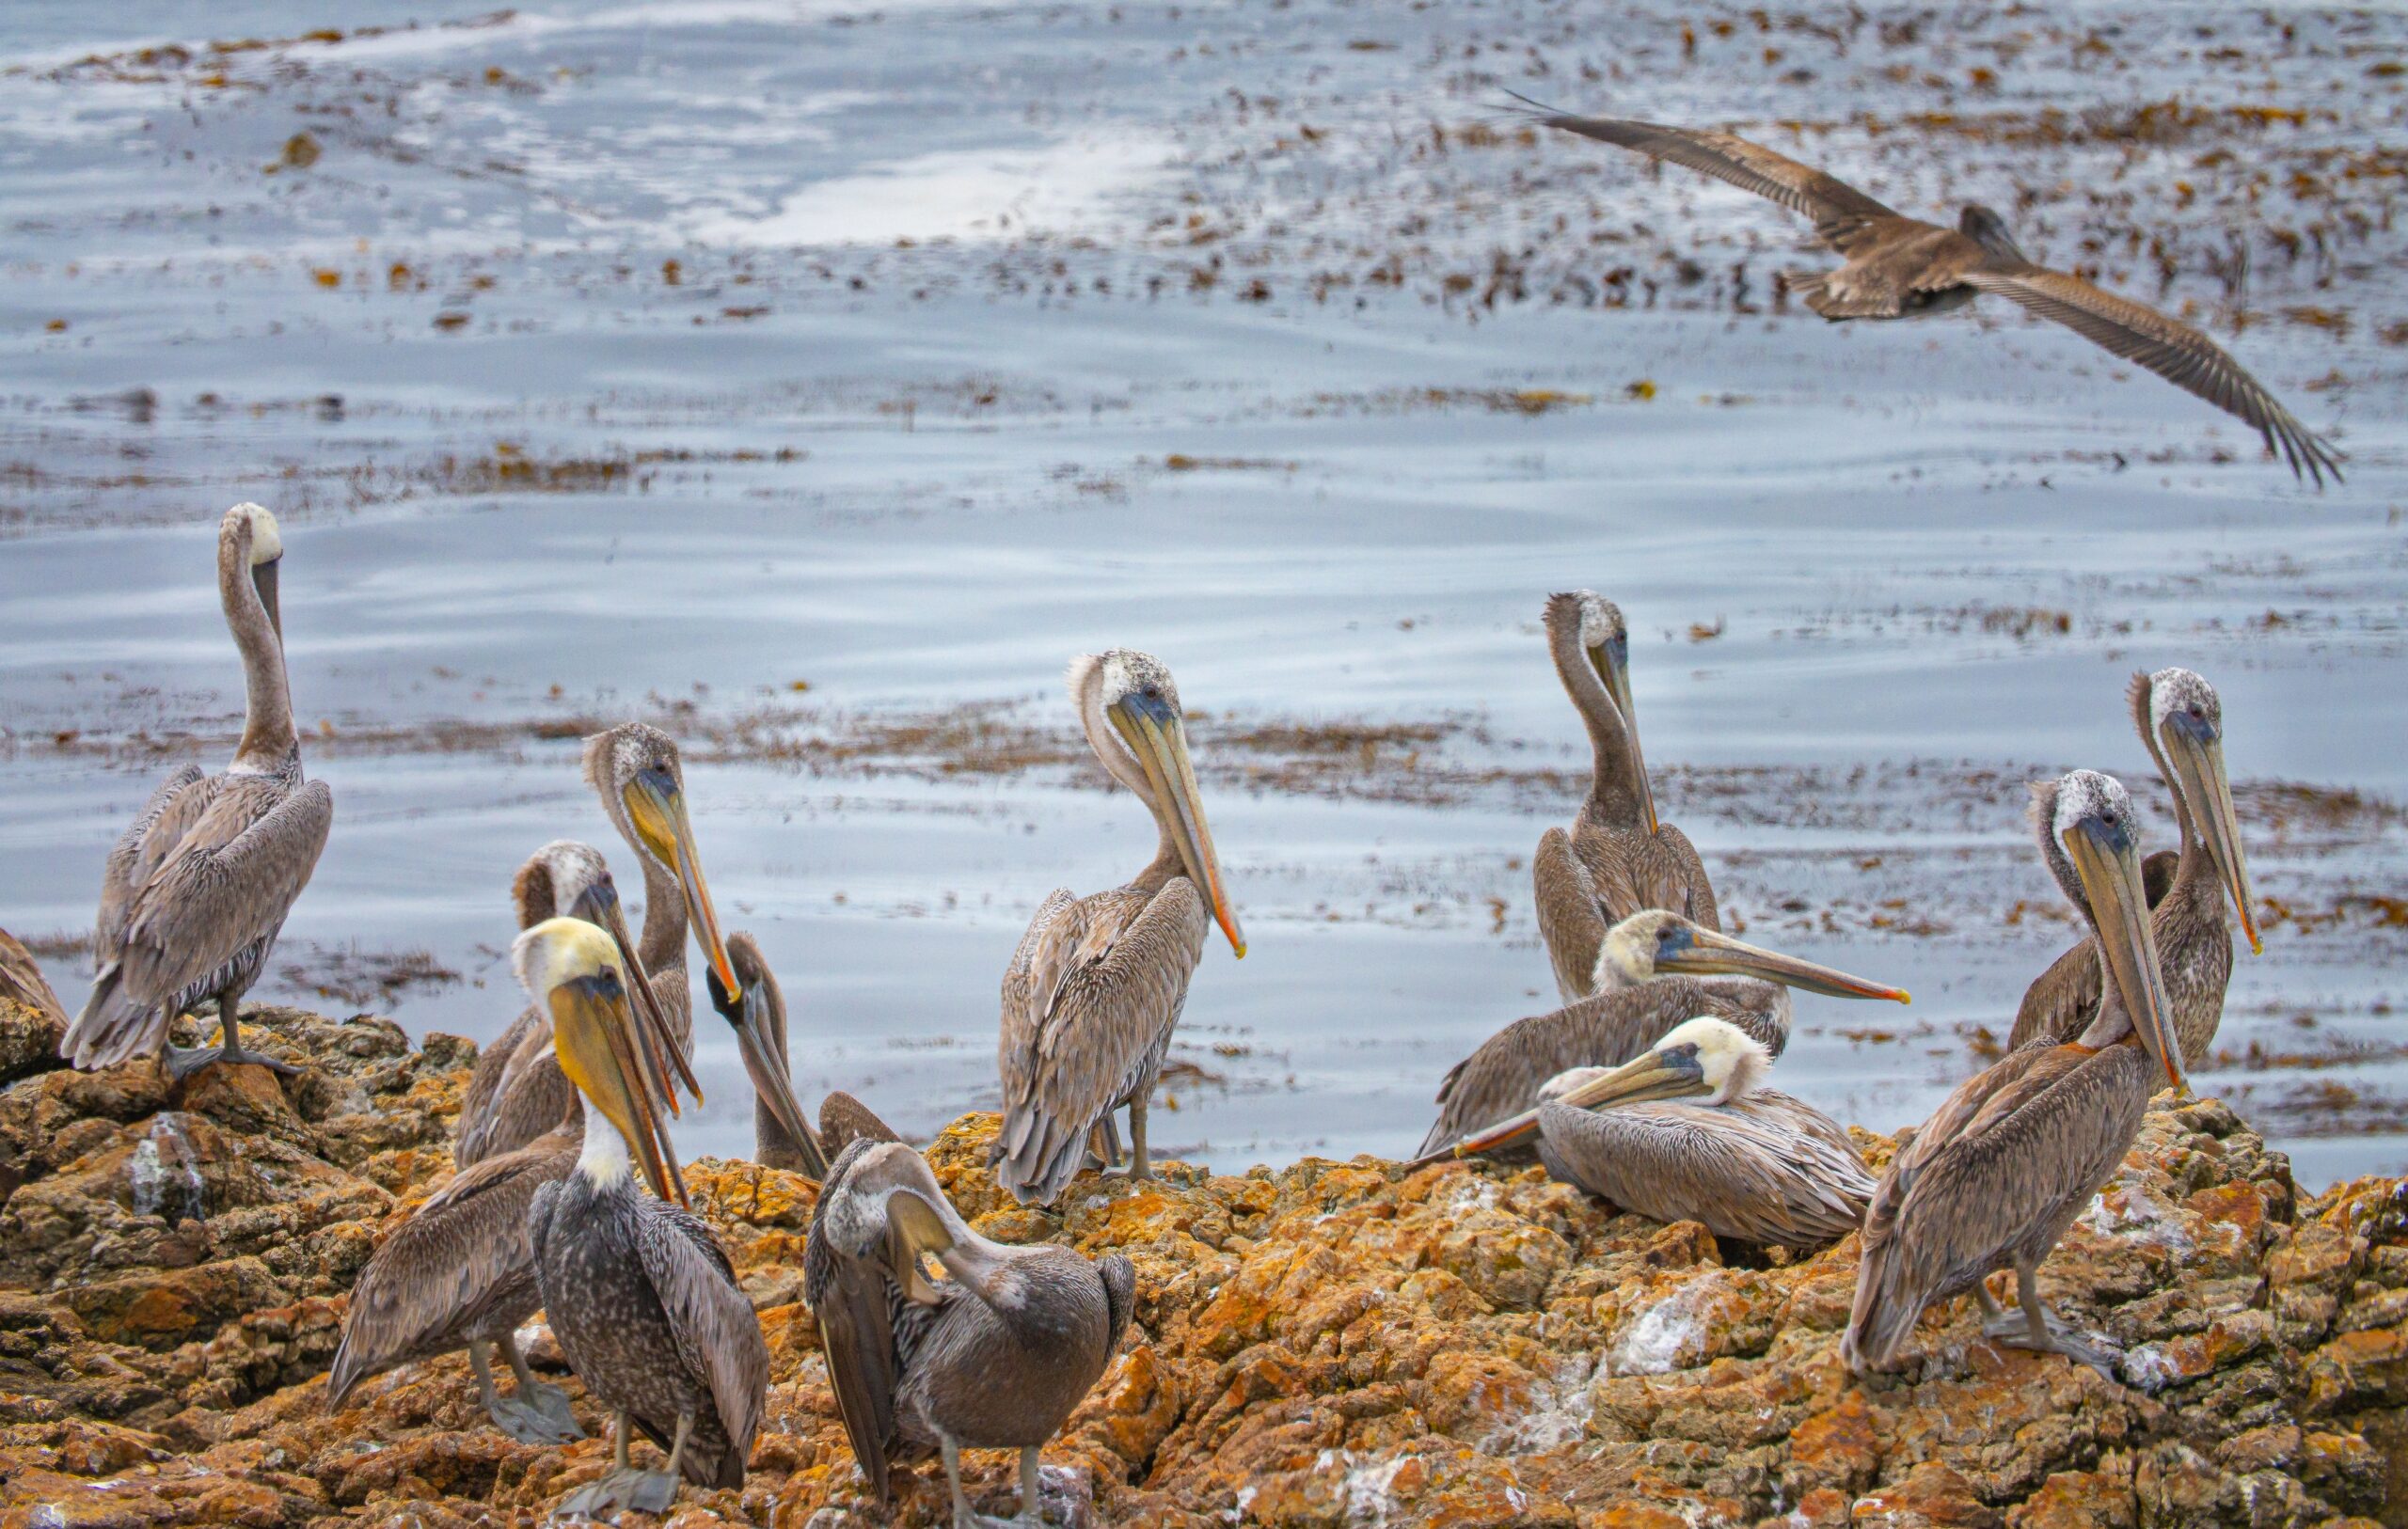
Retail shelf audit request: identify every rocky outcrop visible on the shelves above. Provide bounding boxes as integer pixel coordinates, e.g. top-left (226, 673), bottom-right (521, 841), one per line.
top-left (1, 1010), bottom-right (2401, 1527)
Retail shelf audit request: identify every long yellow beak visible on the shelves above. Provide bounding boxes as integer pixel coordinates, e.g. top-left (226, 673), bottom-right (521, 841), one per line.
top-left (625, 766), bottom-right (741, 996)
top-left (548, 959), bottom-right (689, 1207)
top-left (1109, 693), bottom-right (1244, 956)
top-left (2064, 814), bottom-right (2183, 1092)
top-left (2164, 716), bottom-right (2261, 955)
top-left (1591, 633), bottom-right (1658, 834)
top-left (574, 875), bottom-right (703, 1109)
top-left (1659, 925), bottom-right (1912, 1003)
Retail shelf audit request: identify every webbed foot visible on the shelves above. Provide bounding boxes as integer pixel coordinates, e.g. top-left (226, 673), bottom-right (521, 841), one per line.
top-left (489, 1387), bottom-right (582, 1445)
top-left (1995, 1322), bottom-right (2123, 1380)
top-left (552, 1466), bottom-right (679, 1520)
top-left (164, 1044), bottom-right (299, 1081)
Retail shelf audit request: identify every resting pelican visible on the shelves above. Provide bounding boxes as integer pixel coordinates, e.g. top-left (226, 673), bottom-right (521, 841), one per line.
top-left (1414, 909), bottom-right (1907, 1160)
top-left (2009, 669), bottom-right (2258, 1065)
top-left (991, 650), bottom-right (1244, 1206)
top-left (63, 504), bottom-right (334, 1078)
top-left (808, 1136), bottom-right (1134, 1527)
top-left (1516, 105), bottom-right (2342, 484)
top-left (456, 724), bottom-right (744, 1168)
top-left (524, 917), bottom-right (768, 1517)
top-left (1446, 1017), bottom-right (1875, 1249)
top-left (1845, 770), bottom-right (2182, 1377)
top-left (711, 932), bottom-right (830, 1177)
top-left (1533, 591), bottom-right (1718, 1002)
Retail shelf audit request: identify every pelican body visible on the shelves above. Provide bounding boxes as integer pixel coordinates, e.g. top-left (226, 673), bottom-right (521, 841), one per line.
top-left (1533, 592), bottom-right (1718, 1002)
top-left (64, 504), bottom-right (333, 1078)
top-left (2010, 670), bottom-right (2258, 1065)
top-left (1519, 106), bottom-right (2342, 483)
top-left (1845, 771), bottom-right (2185, 1377)
top-left (1450, 1017), bottom-right (1874, 1249)
top-left (808, 1136), bottom-right (1134, 1528)
top-left (524, 918), bottom-right (768, 1517)
top-left (992, 651), bottom-right (1244, 1206)
top-left (1415, 910), bottom-right (1908, 1160)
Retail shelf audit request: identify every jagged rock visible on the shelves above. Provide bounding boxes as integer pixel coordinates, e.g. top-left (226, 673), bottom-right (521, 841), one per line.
top-left (0, 1010), bottom-right (2400, 1527)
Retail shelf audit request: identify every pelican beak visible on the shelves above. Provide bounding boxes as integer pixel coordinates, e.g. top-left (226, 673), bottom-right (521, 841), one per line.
top-left (252, 557), bottom-right (283, 646)
top-left (549, 967), bottom-right (688, 1206)
top-left (1591, 633), bottom-right (1658, 834)
top-left (2163, 712), bottom-right (2260, 955)
top-left (2065, 812), bottom-right (2184, 1093)
top-left (574, 875), bottom-right (702, 1109)
top-left (625, 765), bottom-right (741, 997)
top-left (883, 1188), bottom-right (958, 1306)
top-left (709, 960), bottom-right (829, 1181)
top-left (1657, 925), bottom-right (1912, 1002)
top-left (1108, 692), bottom-right (1244, 956)
top-left (1557, 1048), bottom-right (1712, 1110)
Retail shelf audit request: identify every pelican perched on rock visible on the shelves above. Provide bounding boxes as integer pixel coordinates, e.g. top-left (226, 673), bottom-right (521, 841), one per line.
top-left (1532, 592), bottom-right (1717, 1002)
top-left (2010, 670), bottom-right (2258, 1065)
top-left (992, 650), bottom-right (1244, 1206)
top-left (63, 504), bottom-right (333, 1079)
top-left (524, 917), bottom-right (768, 1518)
top-left (710, 932), bottom-right (829, 1177)
top-left (456, 724), bottom-right (747, 1168)
top-left (1415, 909), bottom-right (1907, 1160)
top-left (1445, 1017), bottom-right (1875, 1248)
top-left (1845, 771), bottom-right (2182, 1377)
top-left (808, 1135), bottom-right (1134, 1527)
top-left (1515, 105), bottom-right (2343, 484)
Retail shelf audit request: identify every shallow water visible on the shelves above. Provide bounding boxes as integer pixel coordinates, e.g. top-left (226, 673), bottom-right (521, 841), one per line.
top-left (3, 0), bottom-right (2403, 1186)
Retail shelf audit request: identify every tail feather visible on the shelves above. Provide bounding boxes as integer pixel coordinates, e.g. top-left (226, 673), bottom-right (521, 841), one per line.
top-left (1840, 1238), bottom-right (1923, 1374)
top-left (996, 1113), bottom-right (1084, 1207)
top-left (61, 961), bottom-right (157, 1071)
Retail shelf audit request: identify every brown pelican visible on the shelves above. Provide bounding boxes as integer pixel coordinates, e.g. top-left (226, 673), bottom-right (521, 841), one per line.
top-left (62, 504), bottom-right (334, 1078)
top-left (1445, 1017), bottom-right (1875, 1249)
top-left (808, 1135), bottom-right (1134, 1527)
top-left (2009, 669), bottom-right (2258, 1065)
top-left (711, 931), bottom-right (830, 1177)
top-left (456, 724), bottom-right (745, 1168)
top-left (1844, 770), bottom-right (2182, 1377)
top-left (1532, 591), bottom-right (1717, 1002)
top-left (524, 917), bottom-right (768, 1517)
top-left (1516, 105), bottom-right (2343, 484)
top-left (992, 650), bottom-right (1244, 1206)
top-left (1414, 909), bottom-right (1908, 1159)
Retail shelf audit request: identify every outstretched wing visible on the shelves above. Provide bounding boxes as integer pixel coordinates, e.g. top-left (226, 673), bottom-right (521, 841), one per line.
top-left (1961, 265), bottom-right (2342, 485)
top-left (1518, 105), bottom-right (1900, 243)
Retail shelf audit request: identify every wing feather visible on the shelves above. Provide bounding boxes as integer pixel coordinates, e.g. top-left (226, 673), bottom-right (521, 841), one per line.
top-left (635, 1202), bottom-right (764, 1486)
top-left (1522, 108), bottom-right (1899, 241)
top-left (94, 764), bottom-right (210, 967)
top-left (1532, 828), bottom-right (1608, 1004)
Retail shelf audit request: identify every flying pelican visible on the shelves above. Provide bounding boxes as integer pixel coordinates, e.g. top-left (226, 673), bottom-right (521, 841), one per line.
top-left (1533, 591), bottom-right (1718, 1002)
top-left (456, 724), bottom-right (752, 1168)
top-left (1845, 770), bottom-right (2182, 1377)
top-left (524, 917), bottom-right (768, 1518)
top-left (992, 650), bottom-right (1244, 1206)
top-left (2009, 669), bottom-right (2258, 1065)
top-left (1444, 1017), bottom-right (1875, 1248)
top-left (712, 932), bottom-right (830, 1177)
top-left (1414, 909), bottom-right (1908, 1160)
top-left (808, 1135), bottom-right (1134, 1528)
top-left (62, 504), bottom-right (334, 1079)
top-left (1516, 105), bottom-right (2343, 484)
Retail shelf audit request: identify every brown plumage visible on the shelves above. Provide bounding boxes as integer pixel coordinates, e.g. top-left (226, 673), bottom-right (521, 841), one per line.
top-left (454, 843), bottom-right (615, 1169)
top-left (1417, 909), bottom-right (1908, 1160)
top-left (0, 926), bottom-right (68, 1028)
top-left (1845, 771), bottom-right (2184, 1378)
top-left (2009, 670), bottom-right (2258, 1065)
top-left (806, 1137), bottom-right (1134, 1525)
top-left (63, 505), bottom-right (333, 1077)
top-left (1532, 592), bottom-right (1717, 1003)
top-left (992, 652), bottom-right (1245, 1206)
top-left (1519, 107), bottom-right (2343, 485)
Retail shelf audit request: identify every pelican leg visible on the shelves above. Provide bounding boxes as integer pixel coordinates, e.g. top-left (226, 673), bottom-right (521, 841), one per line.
top-left (942, 1436), bottom-right (980, 1529)
top-left (1103, 1100), bottom-right (1152, 1182)
top-left (165, 991), bottom-right (297, 1080)
top-left (1977, 1276), bottom-right (2069, 1340)
top-left (1992, 1262), bottom-right (2121, 1378)
top-left (552, 1409), bottom-right (678, 1521)
top-left (1019, 1444), bottom-right (1046, 1525)
top-left (486, 1333), bottom-right (582, 1443)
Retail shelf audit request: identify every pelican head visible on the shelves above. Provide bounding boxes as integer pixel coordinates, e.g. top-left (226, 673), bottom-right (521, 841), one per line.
top-left (1450, 1017), bottom-right (1771, 1159)
top-left (223, 502), bottom-right (284, 642)
top-left (1593, 909), bottom-right (1910, 1003)
top-left (2033, 770), bottom-right (2182, 1091)
top-left (1545, 590), bottom-right (1655, 832)
top-left (1069, 650), bottom-right (1244, 957)
top-left (2134, 668), bottom-right (2259, 954)
top-left (1957, 204), bottom-right (2029, 264)
top-left (511, 839), bottom-right (684, 1088)
top-left (584, 723), bottom-right (738, 998)
top-left (514, 916), bottom-right (688, 1203)
top-left (709, 932), bottom-right (829, 1179)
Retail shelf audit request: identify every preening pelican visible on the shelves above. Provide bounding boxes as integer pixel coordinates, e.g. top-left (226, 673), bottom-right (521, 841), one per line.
top-left (1533, 591), bottom-right (1718, 1002)
top-left (1414, 909), bottom-right (1907, 1160)
top-left (456, 724), bottom-right (739, 1168)
top-left (525, 917), bottom-right (768, 1518)
top-left (63, 504), bottom-right (333, 1078)
top-left (1845, 771), bottom-right (2182, 1377)
top-left (992, 651), bottom-right (1244, 1206)
top-left (1447, 1017), bottom-right (1875, 1249)
top-left (807, 1136), bottom-right (1134, 1527)
top-left (2010, 669), bottom-right (2258, 1065)
top-left (1516, 105), bottom-right (2343, 484)
top-left (709, 932), bottom-right (829, 1177)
